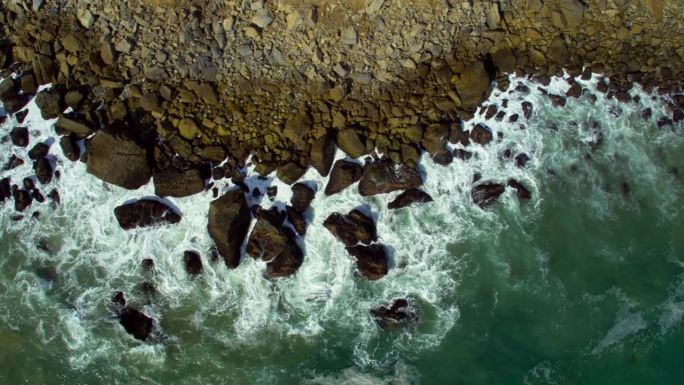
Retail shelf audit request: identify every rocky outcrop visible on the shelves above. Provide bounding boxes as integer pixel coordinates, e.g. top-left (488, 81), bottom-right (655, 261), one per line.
top-left (358, 158), bottom-right (422, 196)
top-left (119, 307), bottom-right (154, 341)
top-left (207, 189), bottom-right (251, 268)
top-left (10, 126), bottom-right (29, 147)
top-left (310, 134), bottom-right (336, 177)
top-left (246, 207), bottom-right (303, 278)
top-left (33, 158), bottom-right (53, 184)
top-left (183, 250), bottom-right (203, 276)
top-left (471, 182), bottom-right (505, 208)
top-left (388, 189), bottom-right (434, 210)
top-left (86, 129), bottom-right (152, 190)
top-left (325, 160), bottom-right (363, 196)
top-left (153, 167), bottom-right (205, 198)
top-left (371, 298), bottom-right (419, 328)
top-left (290, 183), bottom-right (315, 212)
top-left (346, 244), bottom-right (389, 281)
top-left (507, 179), bottom-right (532, 201)
top-left (114, 199), bottom-right (181, 230)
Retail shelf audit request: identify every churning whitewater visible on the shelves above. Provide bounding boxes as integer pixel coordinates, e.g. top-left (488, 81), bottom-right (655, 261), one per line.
top-left (1, 73), bottom-right (684, 385)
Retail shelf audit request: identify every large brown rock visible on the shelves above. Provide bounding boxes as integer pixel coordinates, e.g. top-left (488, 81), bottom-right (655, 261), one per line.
top-left (35, 88), bottom-right (64, 120)
top-left (276, 162), bottom-right (307, 185)
top-left (346, 244), bottom-right (388, 280)
top-left (470, 124), bottom-right (493, 145)
top-left (420, 123), bottom-right (449, 155)
top-left (388, 189), bottom-right (433, 210)
top-left (208, 189), bottom-right (251, 268)
top-left (325, 159), bottom-right (363, 195)
top-left (310, 134), bottom-right (336, 176)
top-left (86, 130), bottom-right (152, 190)
top-left (290, 182), bottom-right (315, 212)
top-left (337, 129), bottom-right (367, 158)
top-left (246, 208), bottom-right (303, 278)
top-left (153, 167), bottom-right (205, 197)
top-left (119, 307), bottom-right (154, 341)
top-left (358, 159), bottom-right (422, 196)
top-left (323, 209), bottom-right (377, 247)
top-left (114, 199), bottom-right (181, 230)
top-left (471, 182), bottom-right (505, 208)
top-left (452, 61), bottom-right (492, 110)
top-left (55, 115), bottom-right (94, 137)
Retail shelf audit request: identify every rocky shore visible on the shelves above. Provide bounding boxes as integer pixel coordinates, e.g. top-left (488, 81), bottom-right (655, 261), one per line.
top-left (1, 0), bottom-right (684, 340)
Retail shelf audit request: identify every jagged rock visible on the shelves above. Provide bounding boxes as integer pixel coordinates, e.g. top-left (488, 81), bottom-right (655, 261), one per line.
top-left (358, 158), bottom-right (422, 196)
top-left (119, 307), bottom-right (154, 341)
top-left (432, 150), bottom-right (454, 165)
top-left (55, 115), bottom-right (94, 137)
top-left (420, 123), bottom-right (448, 154)
top-left (12, 188), bottom-right (32, 212)
top-left (515, 153), bottom-right (530, 167)
top-left (28, 143), bottom-right (49, 160)
top-left (59, 135), bottom-right (81, 161)
top-left (337, 129), bottom-right (367, 158)
top-left (23, 178), bottom-right (35, 191)
top-left (33, 158), bottom-right (53, 184)
top-left (61, 34), bottom-right (83, 53)
top-left (310, 134), bottom-right (336, 177)
top-left (547, 37), bottom-right (570, 65)
top-left (323, 209), bottom-right (377, 247)
top-left (566, 82), bottom-right (582, 98)
top-left (154, 167), bottom-right (205, 198)
top-left (452, 61), bottom-right (492, 110)
top-left (644, 0), bottom-right (665, 22)
top-left (178, 118), bottom-right (198, 140)
top-left (470, 124), bottom-right (493, 145)
top-left (114, 199), bottom-right (181, 230)
top-left (183, 250), bottom-right (203, 276)
top-left (471, 182), bottom-right (505, 208)
top-left (491, 44), bottom-right (517, 73)
top-left (0, 94), bottom-right (29, 114)
top-left (558, 0), bottom-right (586, 30)
top-left (276, 162), bottom-right (307, 185)
top-left (247, 208), bottom-right (303, 278)
top-left (291, 182), bottom-right (315, 212)
top-left (325, 159), bottom-right (363, 195)
top-left (448, 120), bottom-right (470, 145)
top-left (35, 88), bottom-right (64, 119)
top-left (31, 189), bottom-right (45, 203)
top-left (208, 189), bottom-right (251, 268)
top-left (522, 101), bottom-right (534, 120)
top-left (100, 42), bottom-right (116, 65)
top-left (346, 244), bottom-right (388, 280)
top-left (286, 205), bottom-right (307, 236)
top-left (388, 189), bottom-right (433, 210)
top-left (10, 126), bottom-right (29, 147)
top-left (371, 298), bottom-right (418, 328)
top-left (86, 130), bottom-right (152, 190)
top-left (507, 179), bottom-right (532, 201)
top-left (3, 155), bottom-right (24, 170)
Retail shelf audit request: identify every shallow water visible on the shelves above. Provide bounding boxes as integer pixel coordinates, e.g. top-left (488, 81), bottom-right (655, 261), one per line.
top-left (1, 74), bottom-right (683, 384)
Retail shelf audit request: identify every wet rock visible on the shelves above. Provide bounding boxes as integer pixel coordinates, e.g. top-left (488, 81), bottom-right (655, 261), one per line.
top-left (33, 158), bottom-right (53, 184)
top-left (470, 124), bottom-right (493, 145)
top-left (266, 186), bottom-right (277, 201)
top-left (371, 298), bottom-right (418, 328)
top-left (566, 83), bottom-right (582, 98)
top-left (522, 101), bottom-right (534, 120)
top-left (183, 250), bottom-right (203, 276)
top-left (59, 135), bottom-right (81, 161)
top-left (276, 162), bottom-right (307, 185)
top-left (0, 177), bottom-right (11, 203)
top-left (471, 182), bottom-right (505, 208)
top-left (2, 94), bottom-right (30, 114)
top-left (420, 123), bottom-right (448, 154)
top-left (310, 134), bottom-right (336, 177)
top-left (23, 178), bottom-right (35, 191)
top-left (47, 189), bottom-right (60, 205)
top-left (507, 179), bottom-right (531, 201)
top-left (358, 159), bottom-right (422, 196)
top-left (346, 244), bottom-right (388, 280)
top-left (208, 189), bottom-right (251, 268)
top-left (454, 149), bottom-right (473, 161)
top-left (28, 143), bottom-right (49, 160)
top-left (291, 183), bottom-right (315, 212)
top-left (153, 167), bottom-right (205, 198)
top-left (324, 209), bottom-right (377, 247)
top-left (325, 160), bottom-right (363, 195)
top-left (246, 208), bottom-right (303, 278)
top-left (3, 154), bottom-right (24, 170)
top-left (141, 259), bottom-right (155, 272)
top-left (55, 115), bottom-right (94, 137)
top-left (114, 199), bottom-right (181, 230)
top-left (515, 153), bottom-right (531, 168)
top-left (432, 150), bottom-right (454, 165)
top-left (286, 205), bottom-right (307, 236)
top-left (15, 110), bottom-right (28, 124)
top-left (448, 120), bottom-right (470, 146)
top-left (388, 189), bottom-right (433, 210)
top-left (337, 129), bottom-right (367, 158)
top-left (12, 188), bottom-right (32, 212)
top-left (10, 126), bottom-right (29, 147)
top-left (112, 291), bottom-right (126, 307)
top-left (548, 94), bottom-right (566, 107)
top-left (31, 189), bottom-right (45, 203)
top-left (87, 130), bottom-right (152, 190)
top-left (35, 88), bottom-right (64, 119)
top-left (119, 307), bottom-right (154, 341)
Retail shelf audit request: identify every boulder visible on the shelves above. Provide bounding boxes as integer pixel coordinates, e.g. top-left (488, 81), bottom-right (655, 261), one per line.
top-left (420, 123), bottom-right (448, 154)
top-left (12, 188), bottom-right (32, 212)
top-left (358, 158), bottom-right (422, 196)
top-left (28, 143), bottom-right (50, 160)
top-left (371, 298), bottom-right (419, 328)
top-left (323, 209), bottom-right (377, 247)
top-left (59, 135), bottom-right (81, 161)
top-left (644, 0), bottom-right (665, 22)
top-left (55, 115), bottom-right (94, 137)
top-left (119, 307), bottom-right (154, 341)
top-left (548, 94), bottom-right (566, 107)
top-left (35, 88), bottom-right (64, 119)
top-left (452, 61), bottom-right (492, 110)
top-left (87, 130), bottom-right (152, 190)
top-left (558, 0), bottom-right (586, 30)
top-left (10, 126), bottom-right (29, 147)
top-left (432, 150), bottom-right (454, 165)
top-left (246, 208), bottom-right (303, 278)
top-left (286, 205), bottom-right (307, 236)
top-left (3, 155), bottom-right (24, 170)
top-left (2, 94), bottom-right (30, 114)
top-left (507, 179), bottom-right (532, 201)
top-left (33, 158), bottom-right (53, 184)
top-left (310, 134), bottom-right (336, 176)
top-left (154, 167), bottom-right (205, 197)
top-left (470, 124), bottom-right (493, 145)
top-left (208, 189), bottom-right (251, 268)
top-left (114, 199), bottom-right (181, 230)
top-left (471, 182), bottom-right (505, 208)
top-left (388, 189), bottom-right (434, 210)
top-left (325, 159), bottom-right (363, 195)
top-left (448, 120), bottom-right (469, 145)
top-left (183, 250), bottom-right (203, 276)
top-left (337, 129), bottom-right (367, 158)
top-left (291, 182), bottom-right (315, 212)
top-left (515, 153), bottom-right (530, 168)
top-left (0, 177), bottom-right (11, 203)
top-left (346, 244), bottom-right (388, 280)
top-left (522, 101), bottom-right (534, 119)
top-left (276, 162), bottom-right (307, 185)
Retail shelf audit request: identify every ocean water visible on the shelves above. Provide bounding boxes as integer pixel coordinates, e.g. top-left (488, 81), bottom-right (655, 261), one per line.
top-left (1, 73), bottom-right (683, 385)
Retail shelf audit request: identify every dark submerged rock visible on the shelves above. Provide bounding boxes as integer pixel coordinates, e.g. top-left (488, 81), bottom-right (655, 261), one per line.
top-left (114, 199), bottom-right (181, 230)
top-left (358, 158), bottom-right (422, 196)
top-left (12, 188), bottom-right (32, 212)
top-left (388, 189), bottom-right (434, 210)
top-left (471, 182), bottom-right (505, 208)
top-left (119, 307), bottom-right (154, 341)
top-left (522, 101), bottom-right (534, 120)
top-left (371, 298), bottom-right (419, 328)
top-left (207, 189), bottom-right (252, 268)
top-left (325, 159), bottom-right (363, 196)
top-left (507, 179), bottom-right (532, 201)
top-left (0, 177), bottom-right (11, 203)
top-left (183, 250), bottom-right (203, 276)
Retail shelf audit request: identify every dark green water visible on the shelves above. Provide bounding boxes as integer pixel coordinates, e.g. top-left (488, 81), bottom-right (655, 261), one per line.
top-left (1, 76), bottom-right (683, 384)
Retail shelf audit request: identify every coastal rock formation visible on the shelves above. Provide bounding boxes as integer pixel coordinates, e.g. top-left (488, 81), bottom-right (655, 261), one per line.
top-left (114, 199), bottom-right (181, 230)
top-left (290, 183), bottom-right (315, 212)
top-left (246, 207), bottom-right (303, 278)
top-left (119, 307), bottom-right (154, 341)
top-left (325, 160), bottom-right (363, 196)
top-left (388, 189), bottom-right (434, 210)
top-left (371, 298), bottom-right (419, 328)
top-left (358, 159), bottom-right (422, 196)
top-left (153, 166), bottom-right (206, 198)
top-left (471, 182), bottom-right (505, 208)
top-left (207, 189), bottom-right (251, 268)
top-left (86, 129), bottom-right (152, 190)
top-left (183, 250), bottom-right (203, 276)
top-left (346, 244), bottom-right (389, 281)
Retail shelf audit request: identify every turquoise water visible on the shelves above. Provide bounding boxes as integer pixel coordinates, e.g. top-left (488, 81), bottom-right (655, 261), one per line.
top-left (1, 75), bottom-right (683, 384)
